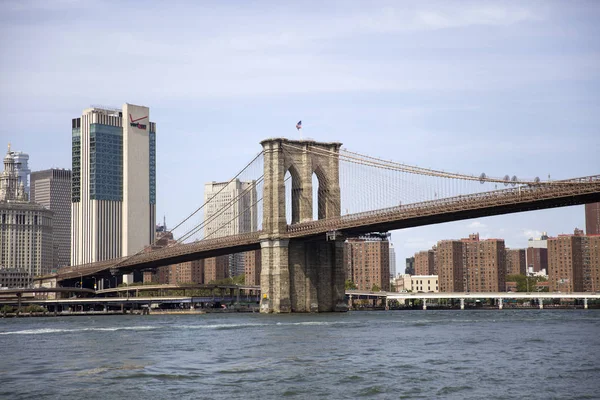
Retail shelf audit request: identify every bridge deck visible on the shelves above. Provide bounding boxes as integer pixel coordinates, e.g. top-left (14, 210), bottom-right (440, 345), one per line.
top-left (51, 176), bottom-right (600, 281)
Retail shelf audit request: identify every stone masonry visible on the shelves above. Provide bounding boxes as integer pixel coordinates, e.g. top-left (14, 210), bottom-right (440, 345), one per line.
top-left (259, 138), bottom-right (347, 313)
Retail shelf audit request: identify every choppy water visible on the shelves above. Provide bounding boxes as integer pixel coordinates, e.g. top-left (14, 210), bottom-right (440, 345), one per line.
top-left (1, 310), bottom-right (599, 399)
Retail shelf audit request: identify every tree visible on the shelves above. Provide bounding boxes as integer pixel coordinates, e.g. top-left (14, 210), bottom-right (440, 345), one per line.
top-left (371, 284), bottom-right (381, 292)
top-left (507, 274), bottom-right (549, 292)
top-left (345, 280), bottom-right (357, 290)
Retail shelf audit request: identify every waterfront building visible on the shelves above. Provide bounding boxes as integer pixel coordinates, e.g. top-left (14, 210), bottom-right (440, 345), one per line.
top-left (344, 233), bottom-right (390, 291)
top-left (437, 240), bottom-right (464, 292)
top-left (0, 145), bottom-right (54, 280)
top-left (548, 229), bottom-right (584, 293)
top-left (414, 249), bottom-right (435, 275)
top-left (71, 104), bottom-right (156, 265)
top-left (462, 234), bottom-right (505, 293)
top-left (411, 275), bottom-right (439, 293)
top-left (506, 248), bottom-right (526, 276)
top-left (586, 203), bottom-right (600, 235)
top-left (203, 179), bottom-right (258, 277)
top-left (30, 169), bottom-right (71, 268)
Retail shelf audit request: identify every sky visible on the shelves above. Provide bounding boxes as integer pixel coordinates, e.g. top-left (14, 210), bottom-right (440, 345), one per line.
top-left (1, 0), bottom-right (599, 269)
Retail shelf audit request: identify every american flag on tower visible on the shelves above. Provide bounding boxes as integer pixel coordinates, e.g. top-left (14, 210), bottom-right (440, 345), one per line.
top-left (296, 120), bottom-right (302, 130)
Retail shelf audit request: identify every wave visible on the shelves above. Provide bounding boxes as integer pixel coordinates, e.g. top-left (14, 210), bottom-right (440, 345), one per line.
top-left (0, 326), bottom-right (157, 335)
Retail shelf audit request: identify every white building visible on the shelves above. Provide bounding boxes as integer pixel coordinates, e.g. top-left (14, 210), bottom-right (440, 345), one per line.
top-left (388, 241), bottom-right (397, 280)
top-left (1, 145), bottom-right (54, 281)
top-left (411, 275), bottom-right (439, 293)
top-left (204, 179), bottom-right (258, 276)
top-left (71, 104), bottom-right (156, 265)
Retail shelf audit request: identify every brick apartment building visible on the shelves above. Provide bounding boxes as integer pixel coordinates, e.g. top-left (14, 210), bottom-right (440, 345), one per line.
top-left (506, 248), bottom-right (526, 276)
top-left (344, 233), bottom-right (390, 291)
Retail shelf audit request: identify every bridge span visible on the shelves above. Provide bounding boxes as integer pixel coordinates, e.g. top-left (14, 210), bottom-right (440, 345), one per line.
top-left (44, 138), bottom-right (600, 313)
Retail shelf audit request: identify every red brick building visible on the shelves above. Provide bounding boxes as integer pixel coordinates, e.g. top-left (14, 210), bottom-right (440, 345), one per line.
top-left (344, 233), bottom-right (390, 291)
top-left (585, 202), bottom-right (600, 235)
top-left (506, 248), bottom-right (526, 276)
top-left (414, 249), bottom-right (435, 275)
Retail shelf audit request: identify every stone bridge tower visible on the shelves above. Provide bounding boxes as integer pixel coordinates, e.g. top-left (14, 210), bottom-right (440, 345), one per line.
top-left (260, 138), bottom-right (347, 313)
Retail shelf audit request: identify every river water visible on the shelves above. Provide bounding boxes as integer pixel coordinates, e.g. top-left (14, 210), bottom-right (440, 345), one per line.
top-left (1, 310), bottom-right (599, 399)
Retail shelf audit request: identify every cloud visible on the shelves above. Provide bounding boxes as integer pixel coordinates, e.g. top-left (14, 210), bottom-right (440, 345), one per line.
top-left (521, 229), bottom-right (543, 240)
top-left (468, 221), bottom-right (487, 229)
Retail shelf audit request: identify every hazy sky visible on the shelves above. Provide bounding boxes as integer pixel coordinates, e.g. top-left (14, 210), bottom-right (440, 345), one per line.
top-left (1, 0), bottom-right (599, 268)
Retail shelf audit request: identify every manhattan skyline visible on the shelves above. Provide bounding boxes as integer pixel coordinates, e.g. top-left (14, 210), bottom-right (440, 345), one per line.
top-left (1, 0), bottom-right (598, 265)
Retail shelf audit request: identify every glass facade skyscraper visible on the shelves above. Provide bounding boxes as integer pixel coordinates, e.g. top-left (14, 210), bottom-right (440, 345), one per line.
top-left (71, 104), bottom-right (156, 265)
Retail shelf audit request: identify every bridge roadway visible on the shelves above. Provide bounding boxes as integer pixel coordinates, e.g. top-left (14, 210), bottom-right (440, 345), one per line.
top-left (53, 175), bottom-right (600, 281)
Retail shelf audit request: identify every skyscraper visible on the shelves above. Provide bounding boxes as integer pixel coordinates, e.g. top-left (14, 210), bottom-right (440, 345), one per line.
top-left (31, 169), bottom-right (71, 268)
top-left (71, 104), bottom-right (156, 265)
top-left (204, 179), bottom-right (258, 277)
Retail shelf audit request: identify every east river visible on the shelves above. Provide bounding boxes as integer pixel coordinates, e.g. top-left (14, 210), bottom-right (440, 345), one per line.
top-left (1, 310), bottom-right (599, 399)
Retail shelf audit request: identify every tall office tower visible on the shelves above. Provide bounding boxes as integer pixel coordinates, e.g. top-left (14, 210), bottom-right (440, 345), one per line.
top-left (506, 248), bottom-right (526, 276)
top-left (0, 145), bottom-right (54, 280)
top-left (414, 249), bottom-right (435, 275)
top-left (437, 240), bottom-right (464, 292)
top-left (586, 203), bottom-right (600, 235)
top-left (71, 104), bottom-right (156, 265)
top-left (344, 233), bottom-right (390, 291)
top-left (405, 257), bottom-right (415, 275)
top-left (389, 242), bottom-right (396, 279)
top-left (527, 233), bottom-right (548, 274)
top-left (548, 229), bottom-right (585, 293)
top-left (9, 150), bottom-right (30, 196)
top-left (204, 179), bottom-right (258, 277)
top-left (31, 169), bottom-right (71, 268)
top-left (462, 233), bottom-right (506, 292)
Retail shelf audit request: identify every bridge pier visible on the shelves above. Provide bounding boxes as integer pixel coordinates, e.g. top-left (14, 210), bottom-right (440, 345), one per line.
top-left (460, 298), bottom-right (465, 310)
top-left (260, 138), bottom-right (345, 313)
top-left (584, 298), bottom-right (588, 309)
top-left (422, 299), bottom-right (427, 310)
top-left (539, 299), bottom-right (543, 309)
top-left (498, 299), bottom-right (503, 310)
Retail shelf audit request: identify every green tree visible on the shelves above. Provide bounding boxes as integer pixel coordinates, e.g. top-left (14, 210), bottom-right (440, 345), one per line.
top-left (507, 274), bottom-right (549, 292)
top-left (345, 280), bottom-right (357, 290)
top-left (371, 284), bottom-right (381, 292)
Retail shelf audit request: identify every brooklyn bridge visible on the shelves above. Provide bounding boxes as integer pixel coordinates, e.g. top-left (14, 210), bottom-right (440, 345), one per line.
top-left (42, 138), bottom-right (600, 313)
